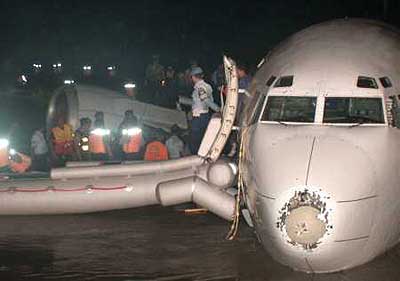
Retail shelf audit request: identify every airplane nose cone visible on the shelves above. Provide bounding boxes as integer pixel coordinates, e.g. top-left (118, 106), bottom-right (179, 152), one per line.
top-left (285, 206), bottom-right (326, 247)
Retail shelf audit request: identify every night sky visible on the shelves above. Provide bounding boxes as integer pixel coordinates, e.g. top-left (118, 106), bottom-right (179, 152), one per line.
top-left (0, 0), bottom-right (399, 80)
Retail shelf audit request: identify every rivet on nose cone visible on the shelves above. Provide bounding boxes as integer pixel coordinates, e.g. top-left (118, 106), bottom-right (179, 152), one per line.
top-left (285, 206), bottom-right (326, 248)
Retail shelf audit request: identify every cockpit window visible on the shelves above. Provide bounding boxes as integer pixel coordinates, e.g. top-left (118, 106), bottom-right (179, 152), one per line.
top-left (357, 76), bottom-right (378, 89)
top-left (379, 77), bottom-right (392, 88)
top-left (261, 96), bottom-right (316, 123)
top-left (273, 75), bottom-right (294, 87)
top-left (323, 97), bottom-right (384, 124)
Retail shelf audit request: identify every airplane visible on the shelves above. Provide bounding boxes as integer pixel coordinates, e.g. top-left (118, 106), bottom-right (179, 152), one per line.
top-left (0, 18), bottom-right (399, 274)
top-left (239, 18), bottom-right (400, 272)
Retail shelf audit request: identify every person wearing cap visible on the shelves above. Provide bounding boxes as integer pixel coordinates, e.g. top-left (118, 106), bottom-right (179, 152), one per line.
top-left (189, 67), bottom-right (220, 154)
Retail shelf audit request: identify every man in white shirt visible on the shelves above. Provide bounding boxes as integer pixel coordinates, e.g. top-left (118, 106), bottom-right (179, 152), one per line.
top-left (31, 128), bottom-right (49, 171)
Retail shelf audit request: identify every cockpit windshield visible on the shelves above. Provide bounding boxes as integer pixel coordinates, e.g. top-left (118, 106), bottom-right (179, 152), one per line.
top-left (261, 96), bottom-right (317, 123)
top-left (323, 97), bottom-right (385, 124)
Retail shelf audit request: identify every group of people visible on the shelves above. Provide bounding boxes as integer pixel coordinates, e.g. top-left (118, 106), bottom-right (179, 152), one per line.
top-left (0, 55), bottom-right (253, 175)
top-left (46, 110), bottom-right (189, 168)
top-left (144, 55), bottom-right (252, 107)
top-left (144, 54), bottom-right (252, 155)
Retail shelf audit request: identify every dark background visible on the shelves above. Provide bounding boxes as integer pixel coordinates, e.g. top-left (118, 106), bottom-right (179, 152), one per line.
top-left (0, 0), bottom-right (399, 81)
top-left (0, 0), bottom-right (399, 152)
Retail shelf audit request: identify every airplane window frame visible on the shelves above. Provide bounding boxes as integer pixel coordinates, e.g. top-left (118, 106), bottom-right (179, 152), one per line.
top-left (379, 77), bottom-right (393, 88)
top-left (273, 75), bottom-right (294, 88)
top-left (260, 96), bottom-right (317, 123)
top-left (356, 76), bottom-right (379, 89)
top-left (323, 97), bottom-right (385, 124)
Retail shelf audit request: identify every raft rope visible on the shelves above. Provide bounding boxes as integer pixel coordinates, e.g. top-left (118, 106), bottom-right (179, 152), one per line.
top-left (226, 128), bottom-right (246, 240)
top-left (0, 185), bottom-right (129, 193)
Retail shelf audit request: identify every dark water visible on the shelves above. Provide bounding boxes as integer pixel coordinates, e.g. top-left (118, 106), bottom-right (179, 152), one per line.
top-left (0, 207), bottom-right (398, 281)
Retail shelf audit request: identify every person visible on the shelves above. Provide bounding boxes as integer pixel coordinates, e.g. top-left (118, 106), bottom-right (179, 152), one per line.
top-left (9, 150), bottom-right (31, 173)
top-left (144, 54), bottom-right (165, 104)
top-left (184, 59), bottom-right (199, 88)
top-left (51, 116), bottom-right (75, 165)
top-left (165, 125), bottom-right (185, 159)
top-left (236, 63), bottom-right (253, 124)
top-left (0, 138), bottom-right (10, 171)
top-left (144, 135), bottom-right (169, 161)
top-left (158, 66), bottom-right (179, 108)
top-left (0, 137), bottom-right (31, 174)
top-left (189, 67), bottom-right (220, 154)
top-left (237, 64), bottom-right (252, 90)
top-left (74, 118), bottom-right (92, 161)
top-left (145, 54), bottom-right (165, 84)
top-left (31, 128), bottom-right (49, 171)
top-left (89, 111), bottom-right (113, 161)
top-left (118, 110), bottom-right (143, 160)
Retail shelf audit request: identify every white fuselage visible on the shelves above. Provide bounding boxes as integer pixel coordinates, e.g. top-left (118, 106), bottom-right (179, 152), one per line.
top-left (240, 19), bottom-right (400, 272)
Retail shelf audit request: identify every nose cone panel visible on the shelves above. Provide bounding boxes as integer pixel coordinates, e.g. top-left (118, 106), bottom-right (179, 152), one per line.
top-left (307, 137), bottom-right (377, 201)
top-left (252, 131), bottom-right (315, 197)
top-left (286, 206), bottom-right (327, 247)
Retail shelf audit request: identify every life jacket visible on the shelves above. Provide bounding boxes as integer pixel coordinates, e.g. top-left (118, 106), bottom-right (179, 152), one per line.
top-left (52, 124), bottom-right (74, 156)
top-left (122, 127), bottom-right (142, 154)
top-left (9, 152), bottom-right (31, 173)
top-left (89, 128), bottom-right (110, 154)
top-left (0, 148), bottom-right (9, 168)
top-left (144, 141), bottom-right (169, 161)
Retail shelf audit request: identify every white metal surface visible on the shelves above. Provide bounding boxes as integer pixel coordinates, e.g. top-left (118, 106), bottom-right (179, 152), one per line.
top-left (241, 18), bottom-right (400, 273)
top-left (47, 84), bottom-right (188, 132)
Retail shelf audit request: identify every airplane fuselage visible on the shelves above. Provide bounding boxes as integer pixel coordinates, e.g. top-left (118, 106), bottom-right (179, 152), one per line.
top-left (240, 18), bottom-right (400, 272)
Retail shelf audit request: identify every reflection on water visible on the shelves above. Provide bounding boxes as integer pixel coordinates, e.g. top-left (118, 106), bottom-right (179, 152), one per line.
top-left (0, 206), bottom-right (398, 281)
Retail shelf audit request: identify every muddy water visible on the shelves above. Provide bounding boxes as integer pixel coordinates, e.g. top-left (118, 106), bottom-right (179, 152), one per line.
top-left (0, 206), bottom-right (398, 281)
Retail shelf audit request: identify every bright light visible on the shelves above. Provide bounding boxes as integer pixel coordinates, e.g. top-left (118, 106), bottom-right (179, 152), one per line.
top-left (91, 128), bottom-right (111, 136)
top-left (0, 139), bottom-right (9, 149)
top-left (64, 79), bottom-right (75, 85)
top-left (81, 145), bottom-right (89, 152)
top-left (53, 63), bottom-right (62, 68)
top-left (83, 65), bottom-right (92, 70)
top-left (21, 75), bottom-right (27, 83)
top-left (122, 127), bottom-right (142, 136)
top-left (57, 63), bottom-right (62, 67)
top-left (107, 66), bottom-right (115, 70)
top-left (9, 148), bottom-right (16, 155)
top-left (33, 63), bottom-right (42, 69)
top-left (81, 137), bottom-right (89, 142)
top-left (124, 83), bottom-right (136, 89)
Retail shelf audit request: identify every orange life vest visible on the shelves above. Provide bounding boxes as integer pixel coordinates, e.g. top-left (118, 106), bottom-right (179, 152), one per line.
top-left (52, 124), bottom-right (74, 156)
top-left (0, 148), bottom-right (9, 168)
top-left (144, 141), bottom-right (169, 161)
top-left (89, 134), bottom-right (107, 154)
top-left (9, 153), bottom-right (31, 173)
top-left (122, 133), bottom-right (142, 154)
